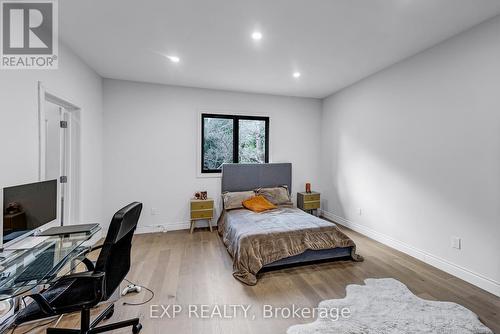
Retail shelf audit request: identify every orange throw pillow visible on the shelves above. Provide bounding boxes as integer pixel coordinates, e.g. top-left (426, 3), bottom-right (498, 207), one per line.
top-left (242, 195), bottom-right (277, 213)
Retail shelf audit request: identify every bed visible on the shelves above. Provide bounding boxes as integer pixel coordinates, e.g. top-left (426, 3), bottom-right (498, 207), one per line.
top-left (217, 163), bottom-right (363, 285)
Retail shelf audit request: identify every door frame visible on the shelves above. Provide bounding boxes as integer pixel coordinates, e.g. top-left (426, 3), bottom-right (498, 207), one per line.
top-left (38, 81), bottom-right (81, 225)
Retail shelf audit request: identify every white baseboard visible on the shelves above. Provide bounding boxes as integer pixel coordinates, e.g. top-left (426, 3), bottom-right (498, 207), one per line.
top-left (135, 220), bottom-right (216, 234)
top-left (135, 221), bottom-right (191, 234)
top-left (321, 210), bottom-right (500, 297)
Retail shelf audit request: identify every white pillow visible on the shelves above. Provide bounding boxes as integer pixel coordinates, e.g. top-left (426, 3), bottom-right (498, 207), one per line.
top-left (222, 191), bottom-right (255, 210)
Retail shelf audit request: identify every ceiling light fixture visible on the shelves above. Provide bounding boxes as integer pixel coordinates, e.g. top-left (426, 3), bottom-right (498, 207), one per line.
top-left (251, 31), bottom-right (262, 40)
top-left (293, 72), bottom-right (301, 78)
top-left (166, 55), bottom-right (180, 63)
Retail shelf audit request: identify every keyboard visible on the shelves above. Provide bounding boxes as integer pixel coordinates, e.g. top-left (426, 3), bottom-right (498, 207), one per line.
top-left (15, 247), bottom-right (55, 283)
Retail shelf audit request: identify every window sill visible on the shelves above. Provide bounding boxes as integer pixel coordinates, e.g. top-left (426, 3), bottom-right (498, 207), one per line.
top-left (196, 172), bottom-right (222, 179)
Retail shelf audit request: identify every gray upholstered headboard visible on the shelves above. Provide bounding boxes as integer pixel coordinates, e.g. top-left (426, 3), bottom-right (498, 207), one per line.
top-left (221, 163), bottom-right (292, 193)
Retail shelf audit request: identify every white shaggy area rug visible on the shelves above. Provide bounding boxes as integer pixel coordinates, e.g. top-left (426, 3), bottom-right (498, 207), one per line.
top-left (287, 278), bottom-right (492, 334)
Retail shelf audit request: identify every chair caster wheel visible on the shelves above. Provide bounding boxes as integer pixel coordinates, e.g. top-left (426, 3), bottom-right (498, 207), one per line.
top-left (132, 324), bottom-right (142, 334)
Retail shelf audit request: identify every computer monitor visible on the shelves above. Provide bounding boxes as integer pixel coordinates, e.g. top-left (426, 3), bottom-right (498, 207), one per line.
top-left (2, 180), bottom-right (58, 247)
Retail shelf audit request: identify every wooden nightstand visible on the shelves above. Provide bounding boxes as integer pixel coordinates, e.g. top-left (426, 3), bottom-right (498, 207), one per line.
top-left (297, 192), bottom-right (320, 216)
top-left (190, 198), bottom-right (214, 233)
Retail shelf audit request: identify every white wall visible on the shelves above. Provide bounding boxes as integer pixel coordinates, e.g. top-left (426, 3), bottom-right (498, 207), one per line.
top-left (320, 16), bottom-right (500, 296)
top-left (3, 15), bottom-right (497, 297)
top-left (0, 43), bottom-right (104, 225)
top-left (103, 79), bottom-right (322, 232)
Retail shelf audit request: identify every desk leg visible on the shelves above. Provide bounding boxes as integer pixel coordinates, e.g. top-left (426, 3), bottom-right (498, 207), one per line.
top-left (208, 218), bottom-right (213, 232)
top-left (190, 220), bottom-right (195, 234)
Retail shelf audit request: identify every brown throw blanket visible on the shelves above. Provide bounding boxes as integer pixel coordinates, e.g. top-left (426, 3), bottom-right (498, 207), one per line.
top-left (218, 207), bottom-right (363, 285)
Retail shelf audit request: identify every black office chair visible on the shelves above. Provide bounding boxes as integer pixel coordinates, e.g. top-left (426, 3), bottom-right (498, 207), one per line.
top-left (15, 202), bottom-right (143, 334)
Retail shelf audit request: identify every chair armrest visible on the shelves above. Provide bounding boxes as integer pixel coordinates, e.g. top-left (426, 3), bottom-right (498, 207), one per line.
top-left (88, 244), bottom-right (103, 253)
top-left (80, 257), bottom-right (96, 271)
top-left (71, 244), bottom-right (102, 271)
top-left (23, 294), bottom-right (55, 315)
top-left (52, 271), bottom-right (106, 309)
top-left (21, 272), bottom-right (106, 316)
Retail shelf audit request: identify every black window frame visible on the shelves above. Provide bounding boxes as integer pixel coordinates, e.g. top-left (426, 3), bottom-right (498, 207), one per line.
top-left (201, 113), bottom-right (270, 173)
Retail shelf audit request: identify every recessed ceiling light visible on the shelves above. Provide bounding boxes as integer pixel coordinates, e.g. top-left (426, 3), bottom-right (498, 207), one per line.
top-left (293, 72), bottom-right (301, 78)
top-left (166, 55), bottom-right (180, 63)
top-left (251, 31), bottom-right (262, 40)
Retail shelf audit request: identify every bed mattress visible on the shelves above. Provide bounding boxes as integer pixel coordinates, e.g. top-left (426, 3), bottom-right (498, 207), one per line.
top-left (218, 206), bottom-right (362, 285)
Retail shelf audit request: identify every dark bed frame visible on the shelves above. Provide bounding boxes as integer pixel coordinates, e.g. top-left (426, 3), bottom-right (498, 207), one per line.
top-left (221, 163), bottom-right (353, 270)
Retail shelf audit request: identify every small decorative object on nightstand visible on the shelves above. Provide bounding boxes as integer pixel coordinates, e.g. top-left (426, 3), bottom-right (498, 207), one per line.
top-left (297, 191), bottom-right (320, 216)
top-left (190, 198), bottom-right (214, 233)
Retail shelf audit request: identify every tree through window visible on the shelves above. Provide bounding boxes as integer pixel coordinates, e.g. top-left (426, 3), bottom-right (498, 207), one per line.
top-left (201, 114), bottom-right (269, 173)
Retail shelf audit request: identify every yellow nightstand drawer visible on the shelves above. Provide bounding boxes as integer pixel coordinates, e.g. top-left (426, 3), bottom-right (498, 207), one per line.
top-left (190, 200), bottom-right (214, 210)
top-left (302, 201), bottom-right (320, 210)
top-left (303, 193), bottom-right (320, 202)
top-left (191, 209), bottom-right (213, 220)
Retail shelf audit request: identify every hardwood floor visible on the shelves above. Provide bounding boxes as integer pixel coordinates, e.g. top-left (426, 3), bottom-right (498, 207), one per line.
top-left (13, 224), bottom-right (500, 334)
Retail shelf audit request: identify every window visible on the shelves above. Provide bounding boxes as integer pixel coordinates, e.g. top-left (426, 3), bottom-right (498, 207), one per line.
top-left (201, 113), bottom-right (269, 173)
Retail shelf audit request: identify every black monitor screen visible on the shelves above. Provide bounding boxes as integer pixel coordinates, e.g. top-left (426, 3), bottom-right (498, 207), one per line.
top-left (3, 180), bottom-right (57, 244)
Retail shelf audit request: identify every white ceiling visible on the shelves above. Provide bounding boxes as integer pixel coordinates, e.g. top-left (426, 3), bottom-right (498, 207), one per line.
top-left (60, 0), bottom-right (500, 98)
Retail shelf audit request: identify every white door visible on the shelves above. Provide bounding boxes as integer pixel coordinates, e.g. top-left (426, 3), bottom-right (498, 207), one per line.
top-left (44, 102), bottom-right (70, 225)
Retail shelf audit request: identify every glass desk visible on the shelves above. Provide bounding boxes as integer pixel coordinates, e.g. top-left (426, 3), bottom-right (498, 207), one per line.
top-left (0, 228), bottom-right (101, 301)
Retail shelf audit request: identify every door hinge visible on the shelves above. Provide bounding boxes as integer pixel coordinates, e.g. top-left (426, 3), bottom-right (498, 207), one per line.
top-left (60, 176), bottom-right (68, 183)
top-left (60, 121), bottom-right (68, 128)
